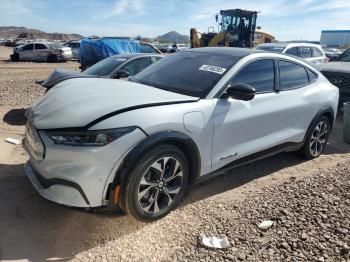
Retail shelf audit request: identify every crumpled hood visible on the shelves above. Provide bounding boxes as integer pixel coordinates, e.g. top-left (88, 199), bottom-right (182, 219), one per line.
top-left (318, 62), bottom-right (350, 74)
top-left (28, 78), bottom-right (198, 129)
top-left (42, 68), bottom-right (95, 88)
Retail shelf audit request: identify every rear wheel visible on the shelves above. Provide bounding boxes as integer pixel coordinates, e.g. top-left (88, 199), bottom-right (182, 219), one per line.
top-left (300, 116), bottom-right (330, 159)
top-left (122, 144), bottom-right (189, 222)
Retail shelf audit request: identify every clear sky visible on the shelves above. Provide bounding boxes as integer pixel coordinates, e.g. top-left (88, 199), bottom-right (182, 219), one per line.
top-left (1, 0), bottom-right (350, 41)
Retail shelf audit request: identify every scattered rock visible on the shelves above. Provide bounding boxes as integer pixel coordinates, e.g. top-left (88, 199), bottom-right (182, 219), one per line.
top-left (258, 220), bottom-right (274, 230)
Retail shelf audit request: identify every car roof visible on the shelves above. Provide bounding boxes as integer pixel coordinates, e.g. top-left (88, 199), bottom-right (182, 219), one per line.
top-left (183, 47), bottom-right (263, 58)
top-left (258, 43), bottom-right (287, 48)
top-left (258, 42), bottom-right (322, 48)
top-left (110, 53), bottom-right (164, 59)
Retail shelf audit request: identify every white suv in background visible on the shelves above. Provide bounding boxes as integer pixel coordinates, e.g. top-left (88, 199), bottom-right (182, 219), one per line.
top-left (257, 43), bottom-right (328, 64)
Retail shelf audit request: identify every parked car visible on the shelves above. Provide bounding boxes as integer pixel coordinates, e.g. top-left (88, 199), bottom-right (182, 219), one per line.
top-left (324, 48), bottom-right (344, 61)
top-left (318, 48), bottom-right (350, 106)
top-left (10, 42), bottom-right (73, 62)
top-left (79, 38), bottom-right (162, 70)
top-left (154, 44), bottom-right (170, 53)
top-left (256, 43), bottom-right (328, 64)
top-left (140, 42), bottom-right (162, 54)
top-left (170, 43), bottom-right (189, 53)
top-left (24, 47), bottom-right (338, 221)
top-left (64, 40), bottom-right (80, 60)
top-left (41, 53), bottom-right (163, 90)
top-left (3, 39), bottom-right (17, 47)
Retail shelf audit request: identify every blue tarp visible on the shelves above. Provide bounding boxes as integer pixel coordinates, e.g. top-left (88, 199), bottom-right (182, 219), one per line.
top-left (79, 38), bottom-right (141, 69)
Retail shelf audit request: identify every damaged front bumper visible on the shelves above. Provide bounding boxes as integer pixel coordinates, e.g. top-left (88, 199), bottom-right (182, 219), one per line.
top-left (25, 161), bottom-right (90, 207)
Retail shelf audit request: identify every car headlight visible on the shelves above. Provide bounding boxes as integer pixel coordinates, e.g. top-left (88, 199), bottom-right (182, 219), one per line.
top-left (46, 127), bottom-right (137, 146)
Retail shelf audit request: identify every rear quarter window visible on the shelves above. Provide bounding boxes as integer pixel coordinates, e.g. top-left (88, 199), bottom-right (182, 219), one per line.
top-left (298, 47), bottom-right (312, 58)
top-left (307, 69), bottom-right (318, 82)
top-left (285, 47), bottom-right (298, 56)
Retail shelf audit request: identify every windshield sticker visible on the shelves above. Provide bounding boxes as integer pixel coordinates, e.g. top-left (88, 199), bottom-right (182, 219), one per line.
top-left (199, 65), bottom-right (227, 75)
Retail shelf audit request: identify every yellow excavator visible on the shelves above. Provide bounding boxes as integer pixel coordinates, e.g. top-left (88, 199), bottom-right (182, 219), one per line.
top-left (190, 9), bottom-right (258, 48)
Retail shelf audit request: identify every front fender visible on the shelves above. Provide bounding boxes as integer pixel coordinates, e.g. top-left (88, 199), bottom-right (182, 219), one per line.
top-left (108, 130), bottom-right (201, 207)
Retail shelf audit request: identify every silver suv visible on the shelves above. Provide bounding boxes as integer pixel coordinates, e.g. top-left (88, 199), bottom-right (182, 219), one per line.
top-left (257, 43), bottom-right (328, 64)
top-left (24, 47), bottom-right (339, 221)
top-left (11, 42), bottom-right (73, 62)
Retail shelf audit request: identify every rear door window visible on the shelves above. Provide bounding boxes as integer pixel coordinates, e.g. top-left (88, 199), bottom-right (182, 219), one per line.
top-left (311, 47), bottom-right (323, 57)
top-left (34, 43), bottom-right (47, 50)
top-left (22, 44), bottom-right (34, 51)
top-left (298, 47), bottom-right (312, 58)
top-left (285, 47), bottom-right (298, 56)
top-left (231, 59), bottom-right (275, 93)
top-left (279, 60), bottom-right (309, 90)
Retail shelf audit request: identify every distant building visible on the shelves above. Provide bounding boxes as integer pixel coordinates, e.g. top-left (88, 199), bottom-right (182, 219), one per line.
top-left (320, 30), bottom-right (350, 47)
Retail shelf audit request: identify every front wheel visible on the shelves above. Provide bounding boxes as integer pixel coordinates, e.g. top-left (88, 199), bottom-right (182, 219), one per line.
top-left (300, 116), bottom-right (330, 159)
top-left (122, 144), bottom-right (189, 222)
top-left (10, 53), bottom-right (19, 62)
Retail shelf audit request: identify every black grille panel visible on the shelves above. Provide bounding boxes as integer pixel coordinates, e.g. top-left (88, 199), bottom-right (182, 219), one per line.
top-left (322, 71), bottom-right (350, 93)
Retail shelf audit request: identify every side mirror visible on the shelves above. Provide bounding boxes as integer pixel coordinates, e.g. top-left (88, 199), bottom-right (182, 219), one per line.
top-left (215, 14), bottom-right (219, 22)
top-left (221, 83), bottom-right (255, 101)
top-left (114, 70), bottom-right (130, 79)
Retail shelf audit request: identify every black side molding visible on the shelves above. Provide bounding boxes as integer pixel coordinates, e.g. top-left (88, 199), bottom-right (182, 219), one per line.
top-left (197, 142), bottom-right (303, 183)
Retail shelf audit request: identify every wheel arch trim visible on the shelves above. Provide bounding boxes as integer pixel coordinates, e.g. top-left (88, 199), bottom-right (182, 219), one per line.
top-left (108, 130), bottom-right (201, 207)
top-left (304, 106), bottom-right (335, 143)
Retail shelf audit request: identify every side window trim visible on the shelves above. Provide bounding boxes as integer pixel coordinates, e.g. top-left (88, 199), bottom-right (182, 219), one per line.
top-left (274, 59), bottom-right (280, 92)
top-left (307, 68), bottom-right (319, 83)
top-left (277, 59), bottom-right (311, 92)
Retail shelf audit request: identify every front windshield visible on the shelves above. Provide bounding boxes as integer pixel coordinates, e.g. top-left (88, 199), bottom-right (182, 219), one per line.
top-left (256, 45), bottom-right (285, 53)
top-left (337, 49), bottom-right (350, 62)
top-left (132, 51), bottom-right (239, 98)
top-left (221, 13), bottom-right (238, 32)
top-left (84, 56), bottom-right (127, 76)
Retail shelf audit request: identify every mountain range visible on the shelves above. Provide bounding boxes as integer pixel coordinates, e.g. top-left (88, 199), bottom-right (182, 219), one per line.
top-left (156, 31), bottom-right (190, 43)
top-left (0, 26), bottom-right (83, 41)
top-left (0, 26), bottom-right (189, 43)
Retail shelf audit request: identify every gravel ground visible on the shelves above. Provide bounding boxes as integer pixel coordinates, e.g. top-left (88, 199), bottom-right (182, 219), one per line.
top-left (0, 46), bottom-right (79, 133)
top-left (0, 45), bottom-right (350, 262)
top-left (72, 163), bottom-right (350, 262)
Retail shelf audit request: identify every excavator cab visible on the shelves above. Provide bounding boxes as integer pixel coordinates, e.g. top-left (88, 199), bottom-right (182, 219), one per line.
top-left (190, 9), bottom-right (258, 48)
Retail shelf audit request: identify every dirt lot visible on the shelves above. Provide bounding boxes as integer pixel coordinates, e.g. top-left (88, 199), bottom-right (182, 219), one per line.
top-left (0, 45), bottom-right (349, 261)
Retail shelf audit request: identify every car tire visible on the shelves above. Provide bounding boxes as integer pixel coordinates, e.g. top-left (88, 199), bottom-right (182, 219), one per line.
top-left (47, 54), bottom-right (58, 63)
top-left (299, 116), bottom-right (330, 159)
top-left (10, 53), bottom-right (19, 62)
top-left (122, 144), bottom-right (189, 222)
